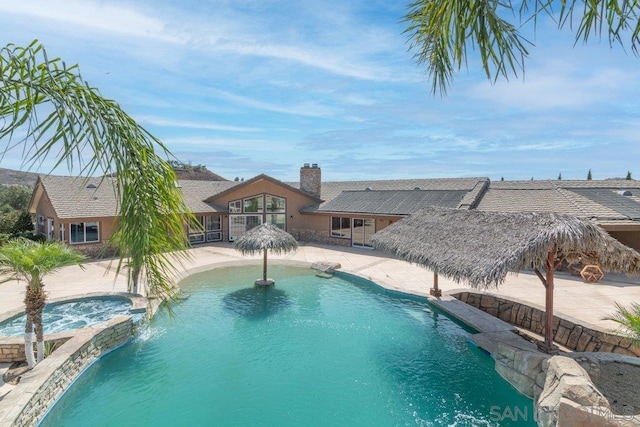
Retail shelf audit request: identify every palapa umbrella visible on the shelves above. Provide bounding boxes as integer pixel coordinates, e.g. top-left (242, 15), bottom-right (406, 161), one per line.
top-left (371, 206), bottom-right (640, 353)
top-left (234, 223), bottom-right (298, 285)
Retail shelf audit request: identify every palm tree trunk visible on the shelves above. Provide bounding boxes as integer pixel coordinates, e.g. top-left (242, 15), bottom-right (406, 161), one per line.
top-left (25, 284), bottom-right (46, 365)
top-left (23, 313), bottom-right (36, 368)
top-left (131, 265), bottom-right (141, 295)
top-left (34, 301), bottom-right (45, 363)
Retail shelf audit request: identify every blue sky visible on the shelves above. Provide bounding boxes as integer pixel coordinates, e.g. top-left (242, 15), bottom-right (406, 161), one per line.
top-left (1, 0), bottom-right (639, 182)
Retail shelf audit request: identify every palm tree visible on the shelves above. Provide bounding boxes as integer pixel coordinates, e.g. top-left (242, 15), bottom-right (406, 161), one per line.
top-left (0, 239), bottom-right (85, 367)
top-left (605, 302), bottom-right (640, 342)
top-left (1, 40), bottom-right (194, 303)
top-left (405, 1), bottom-right (640, 95)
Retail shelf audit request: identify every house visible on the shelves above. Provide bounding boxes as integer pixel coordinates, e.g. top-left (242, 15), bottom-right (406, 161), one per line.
top-left (27, 164), bottom-right (640, 256)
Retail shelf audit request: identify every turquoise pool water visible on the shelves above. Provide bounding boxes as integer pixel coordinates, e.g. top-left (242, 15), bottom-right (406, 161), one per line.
top-left (0, 297), bottom-right (134, 336)
top-left (41, 265), bottom-right (534, 426)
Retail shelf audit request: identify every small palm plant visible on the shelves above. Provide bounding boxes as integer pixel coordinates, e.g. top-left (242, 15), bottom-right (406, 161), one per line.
top-left (605, 302), bottom-right (640, 342)
top-left (0, 239), bottom-right (85, 367)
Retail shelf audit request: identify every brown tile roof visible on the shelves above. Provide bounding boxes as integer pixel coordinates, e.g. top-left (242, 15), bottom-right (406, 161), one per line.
top-left (38, 176), bottom-right (238, 219)
top-left (177, 180), bottom-right (238, 213)
top-left (39, 176), bottom-right (120, 219)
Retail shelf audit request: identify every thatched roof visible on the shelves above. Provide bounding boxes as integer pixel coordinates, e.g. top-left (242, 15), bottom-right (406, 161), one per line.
top-left (371, 207), bottom-right (640, 288)
top-left (234, 223), bottom-right (298, 255)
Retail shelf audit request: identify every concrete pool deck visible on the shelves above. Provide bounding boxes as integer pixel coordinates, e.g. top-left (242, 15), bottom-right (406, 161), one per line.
top-left (1, 241), bottom-right (640, 330)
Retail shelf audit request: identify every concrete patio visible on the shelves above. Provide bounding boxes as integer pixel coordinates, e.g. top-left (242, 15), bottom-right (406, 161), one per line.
top-left (1, 242), bottom-right (639, 330)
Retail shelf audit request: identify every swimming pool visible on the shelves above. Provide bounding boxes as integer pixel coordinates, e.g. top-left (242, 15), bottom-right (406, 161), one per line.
top-left (0, 296), bottom-right (137, 336)
top-left (40, 265), bottom-right (534, 426)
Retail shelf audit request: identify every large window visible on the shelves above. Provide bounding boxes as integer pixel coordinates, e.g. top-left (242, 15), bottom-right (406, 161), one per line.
top-left (228, 194), bottom-right (287, 240)
top-left (70, 222), bottom-right (99, 244)
top-left (229, 215), bottom-right (263, 241)
top-left (331, 217), bottom-right (351, 239)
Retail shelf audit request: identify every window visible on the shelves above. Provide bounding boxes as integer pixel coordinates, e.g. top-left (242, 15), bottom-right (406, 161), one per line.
top-left (266, 195), bottom-right (286, 213)
top-left (229, 215), bottom-right (263, 241)
top-left (188, 216), bottom-right (205, 244)
top-left (229, 200), bottom-right (242, 213)
top-left (205, 215), bottom-right (222, 242)
top-left (243, 196), bottom-right (263, 213)
top-left (228, 194), bottom-right (287, 241)
top-left (266, 214), bottom-right (286, 229)
top-left (331, 217), bottom-right (351, 239)
top-left (70, 222), bottom-right (99, 244)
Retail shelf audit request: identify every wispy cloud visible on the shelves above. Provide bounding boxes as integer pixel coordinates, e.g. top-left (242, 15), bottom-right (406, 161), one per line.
top-left (137, 116), bottom-right (262, 132)
top-left (0, 0), bottom-right (187, 44)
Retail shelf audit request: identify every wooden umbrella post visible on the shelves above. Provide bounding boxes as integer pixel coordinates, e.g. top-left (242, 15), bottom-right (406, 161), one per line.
top-left (540, 249), bottom-right (558, 354)
top-left (263, 249), bottom-right (268, 281)
top-left (430, 272), bottom-right (442, 297)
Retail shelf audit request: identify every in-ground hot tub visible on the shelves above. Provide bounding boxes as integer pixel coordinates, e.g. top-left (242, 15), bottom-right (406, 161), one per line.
top-left (0, 295), bottom-right (145, 336)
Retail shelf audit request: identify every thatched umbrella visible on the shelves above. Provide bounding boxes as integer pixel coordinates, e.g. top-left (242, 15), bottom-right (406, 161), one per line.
top-left (371, 206), bottom-right (640, 352)
top-left (234, 223), bottom-right (298, 285)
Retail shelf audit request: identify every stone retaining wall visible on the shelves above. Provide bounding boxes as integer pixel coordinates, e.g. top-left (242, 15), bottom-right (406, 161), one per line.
top-left (290, 229), bottom-right (351, 247)
top-left (453, 291), bottom-right (640, 357)
top-left (0, 333), bottom-right (71, 363)
top-left (0, 315), bottom-right (134, 427)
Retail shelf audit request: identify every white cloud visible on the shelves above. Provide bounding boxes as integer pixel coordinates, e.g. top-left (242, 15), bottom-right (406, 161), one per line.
top-left (0, 0), bottom-right (187, 44)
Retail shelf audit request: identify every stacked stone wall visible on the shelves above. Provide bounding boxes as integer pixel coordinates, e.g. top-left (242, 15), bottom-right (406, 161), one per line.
top-left (69, 242), bottom-right (117, 259)
top-left (454, 291), bottom-right (640, 357)
top-left (290, 228), bottom-right (351, 247)
top-left (0, 316), bottom-right (134, 427)
top-left (0, 335), bottom-right (71, 363)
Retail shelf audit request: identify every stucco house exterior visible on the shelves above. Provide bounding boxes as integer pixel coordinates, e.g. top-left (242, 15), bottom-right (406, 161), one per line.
top-left (27, 164), bottom-right (640, 256)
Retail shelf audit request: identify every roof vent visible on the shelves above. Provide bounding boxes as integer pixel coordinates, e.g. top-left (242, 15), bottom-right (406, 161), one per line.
top-left (365, 187), bottom-right (371, 191)
top-left (414, 187), bottom-right (422, 190)
top-left (617, 190), bottom-right (632, 196)
top-left (86, 183), bottom-right (97, 189)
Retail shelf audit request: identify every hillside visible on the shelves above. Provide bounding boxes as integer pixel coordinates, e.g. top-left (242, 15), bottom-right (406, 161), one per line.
top-left (171, 163), bottom-right (227, 181)
top-left (0, 168), bottom-right (40, 187)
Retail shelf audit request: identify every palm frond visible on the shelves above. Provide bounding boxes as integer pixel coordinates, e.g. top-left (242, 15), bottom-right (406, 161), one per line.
top-left (1, 41), bottom-right (194, 303)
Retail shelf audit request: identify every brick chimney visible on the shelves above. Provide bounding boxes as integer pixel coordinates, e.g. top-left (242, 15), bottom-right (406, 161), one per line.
top-left (300, 163), bottom-right (321, 199)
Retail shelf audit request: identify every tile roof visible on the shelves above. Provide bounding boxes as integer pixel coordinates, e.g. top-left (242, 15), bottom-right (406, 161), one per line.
top-left (37, 173), bottom-right (640, 225)
top-left (308, 189), bottom-right (469, 215)
top-left (39, 176), bottom-right (120, 219)
top-left (177, 180), bottom-right (238, 212)
top-left (476, 179), bottom-right (640, 222)
top-left (38, 176), bottom-right (238, 219)
top-left (289, 177), bottom-right (489, 209)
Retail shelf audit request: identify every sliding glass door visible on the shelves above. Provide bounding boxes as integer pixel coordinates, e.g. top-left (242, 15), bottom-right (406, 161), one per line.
top-left (352, 218), bottom-right (375, 248)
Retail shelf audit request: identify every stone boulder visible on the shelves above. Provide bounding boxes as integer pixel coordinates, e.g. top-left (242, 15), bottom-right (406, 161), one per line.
top-left (537, 356), bottom-right (611, 427)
